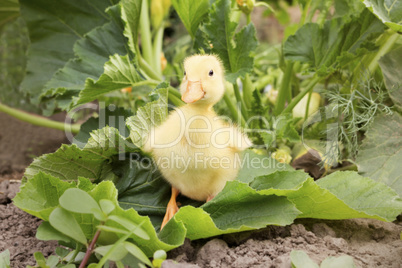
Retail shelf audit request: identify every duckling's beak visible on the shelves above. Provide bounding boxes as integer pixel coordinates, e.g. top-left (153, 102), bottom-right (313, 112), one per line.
top-left (182, 81), bottom-right (205, 103)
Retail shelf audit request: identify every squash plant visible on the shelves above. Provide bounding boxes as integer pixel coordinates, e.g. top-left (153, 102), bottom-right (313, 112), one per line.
top-left (1, 0), bottom-right (402, 267)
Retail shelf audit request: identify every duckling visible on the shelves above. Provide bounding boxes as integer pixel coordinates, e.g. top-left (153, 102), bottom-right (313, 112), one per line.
top-left (143, 54), bottom-right (251, 228)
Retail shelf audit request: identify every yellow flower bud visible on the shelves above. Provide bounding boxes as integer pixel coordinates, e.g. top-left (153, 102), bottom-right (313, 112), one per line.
top-left (236, 0), bottom-right (255, 15)
top-left (160, 52), bottom-right (167, 71)
top-left (272, 145), bottom-right (292, 164)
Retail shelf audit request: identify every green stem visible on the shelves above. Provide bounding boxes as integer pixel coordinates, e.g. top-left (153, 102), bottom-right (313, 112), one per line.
top-left (246, 14), bottom-right (251, 24)
top-left (168, 86), bottom-right (182, 99)
top-left (139, 56), bottom-right (163, 81)
top-left (299, 0), bottom-right (312, 26)
top-left (152, 23), bottom-right (164, 76)
top-left (274, 61), bottom-right (294, 115)
top-left (223, 92), bottom-right (245, 127)
top-left (168, 94), bottom-right (184, 107)
top-left (0, 102), bottom-right (80, 134)
top-left (233, 83), bottom-right (248, 120)
top-left (242, 74), bottom-right (254, 109)
top-left (304, 89), bottom-right (313, 121)
top-left (367, 32), bottom-right (399, 74)
top-left (139, 0), bottom-right (154, 69)
top-left (282, 76), bottom-right (320, 115)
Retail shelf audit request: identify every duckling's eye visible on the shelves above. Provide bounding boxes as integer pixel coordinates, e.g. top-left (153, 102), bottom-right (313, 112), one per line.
top-left (209, 70), bottom-right (214, 76)
top-left (184, 70), bottom-right (186, 76)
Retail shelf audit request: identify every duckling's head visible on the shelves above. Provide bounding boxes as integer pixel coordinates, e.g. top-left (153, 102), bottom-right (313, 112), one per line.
top-left (180, 54), bottom-right (225, 106)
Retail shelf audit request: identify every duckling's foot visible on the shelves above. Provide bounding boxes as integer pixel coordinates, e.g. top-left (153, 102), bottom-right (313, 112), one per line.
top-left (206, 195), bottom-right (215, 202)
top-left (161, 187), bottom-right (180, 229)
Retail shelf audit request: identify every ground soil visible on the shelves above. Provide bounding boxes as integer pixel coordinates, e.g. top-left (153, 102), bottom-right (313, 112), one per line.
top-left (1, 111), bottom-right (402, 268)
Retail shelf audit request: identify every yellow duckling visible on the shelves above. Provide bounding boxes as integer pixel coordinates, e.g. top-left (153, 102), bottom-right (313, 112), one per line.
top-left (143, 54), bottom-right (251, 228)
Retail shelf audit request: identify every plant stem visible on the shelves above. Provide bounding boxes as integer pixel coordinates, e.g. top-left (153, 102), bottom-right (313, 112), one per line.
top-left (139, 56), bottom-right (163, 81)
top-left (79, 229), bottom-right (102, 268)
top-left (367, 31), bottom-right (399, 74)
top-left (168, 86), bottom-right (182, 99)
top-left (0, 102), bottom-right (80, 134)
top-left (274, 61), bottom-right (294, 115)
top-left (153, 23), bottom-right (164, 77)
top-left (168, 93), bottom-right (184, 107)
top-left (139, 0), bottom-right (154, 69)
top-left (304, 89), bottom-right (313, 121)
top-left (233, 83), bottom-right (248, 120)
top-left (223, 92), bottom-right (245, 127)
top-left (282, 76), bottom-right (320, 115)
top-left (242, 74), bottom-right (253, 109)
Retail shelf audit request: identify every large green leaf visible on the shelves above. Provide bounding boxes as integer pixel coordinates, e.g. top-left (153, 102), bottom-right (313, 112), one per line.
top-left (362, 0), bottom-right (402, 32)
top-left (74, 107), bottom-right (133, 148)
top-left (236, 150), bottom-right (294, 183)
top-left (126, 84), bottom-right (169, 147)
top-left (379, 47), bottom-right (402, 109)
top-left (121, 0), bottom-right (142, 54)
top-left (75, 54), bottom-right (143, 106)
top-left (0, 0), bottom-right (19, 29)
top-left (42, 5), bottom-right (130, 112)
top-left (251, 170), bottom-right (402, 221)
top-left (24, 126), bottom-right (137, 182)
top-left (0, 17), bottom-right (39, 112)
top-left (195, 0), bottom-right (258, 83)
top-left (19, 0), bottom-right (116, 107)
top-left (161, 180), bottom-right (300, 240)
top-left (172, 0), bottom-right (210, 38)
top-left (356, 113), bottom-right (402, 197)
top-left (284, 9), bottom-right (385, 76)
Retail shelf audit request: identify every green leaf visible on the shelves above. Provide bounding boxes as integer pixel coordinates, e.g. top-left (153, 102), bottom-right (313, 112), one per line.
top-left (100, 199), bottom-right (116, 215)
top-left (46, 255), bottom-right (59, 268)
top-left (195, 0), bottom-right (258, 83)
top-left (284, 9), bottom-right (385, 76)
top-left (42, 5), bottom-right (129, 112)
top-left (15, 173), bottom-right (185, 256)
top-left (162, 181), bottom-right (300, 240)
top-left (59, 188), bottom-right (101, 215)
top-left (19, 0), bottom-right (115, 107)
top-left (23, 126), bottom-right (136, 182)
top-left (320, 255), bottom-right (356, 268)
top-left (172, 0), bottom-right (210, 38)
top-left (123, 242), bottom-right (153, 267)
top-left (121, 0), bottom-right (142, 54)
top-left (73, 106), bottom-right (133, 148)
top-left (36, 222), bottom-right (72, 243)
top-left (0, 249), bottom-right (10, 268)
top-left (236, 150), bottom-right (293, 184)
top-left (33, 252), bottom-right (47, 268)
top-left (13, 172), bottom-right (74, 220)
top-left (356, 113), bottom-right (402, 197)
top-left (252, 170), bottom-right (402, 221)
top-left (0, 17), bottom-right (40, 112)
top-left (95, 244), bottom-right (128, 262)
top-left (290, 250), bottom-right (319, 268)
top-left (379, 47), bottom-right (402, 109)
top-left (126, 84), bottom-right (169, 147)
top-left (75, 54), bottom-right (143, 107)
top-left (108, 215), bottom-right (150, 240)
top-left (49, 207), bottom-right (87, 245)
top-left (362, 0), bottom-right (402, 32)
top-left (0, 0), bottom-right (19, 29)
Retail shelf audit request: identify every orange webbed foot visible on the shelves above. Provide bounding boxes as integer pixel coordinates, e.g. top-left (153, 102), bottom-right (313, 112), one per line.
top-left (161, 187), bottom-right (180, 229)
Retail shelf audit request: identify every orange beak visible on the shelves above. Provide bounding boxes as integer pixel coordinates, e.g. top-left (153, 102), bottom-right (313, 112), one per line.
top-left (182, 81), bottom-right (205, 103)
